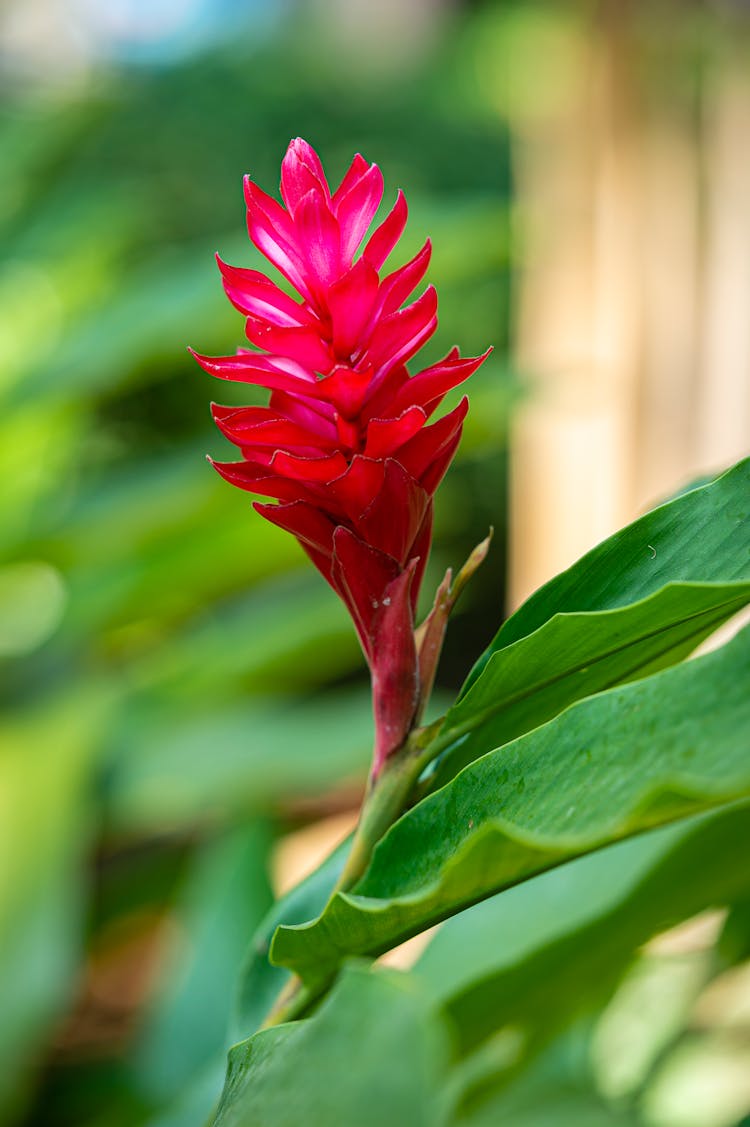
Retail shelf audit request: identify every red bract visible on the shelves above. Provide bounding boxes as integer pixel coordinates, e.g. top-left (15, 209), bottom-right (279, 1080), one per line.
top-left (192, 138), bottom-right (490, 773)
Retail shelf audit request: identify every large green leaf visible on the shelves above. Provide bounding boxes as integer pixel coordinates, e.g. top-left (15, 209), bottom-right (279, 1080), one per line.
top-left (213, 964), bottom-right (452, 1127)
top-left (417, 803), bottom-right (750, 1058)
top-left (222, 812), bottom-right (749, 1127)
top-left (466, 457), bottom-right (749, 680)
top-left (427, 581), bottom-right (750, 790)
top-left (271, 624), bottom-right (750, 987)
top-left (428, 457), bottom-right (750, 789)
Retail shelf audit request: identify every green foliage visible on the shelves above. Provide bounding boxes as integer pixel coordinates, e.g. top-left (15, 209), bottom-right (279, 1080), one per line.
top-left (215, 965), bottom-right (452, 1127)
top-left (4, 8), bottom-right (750, 1125)
top-left (465, 458), bottom-right (750, 670)
top-left (129, 823), bottom-right (274, 1108)
top-left (417, 804), bottom-right (750, 1057)
top-left (0, 691), bottom-right (111, 1121)
top-left (233, 834), bottom-right (349, 1040)
top-left (430, 458), bottom-right (750, 788)
top-left (218, 805), bottom-right (750, 1126)
top-left (212, 453), bottom-right (750, 1126)
top-left (271, 623), bottom-right (750, 989)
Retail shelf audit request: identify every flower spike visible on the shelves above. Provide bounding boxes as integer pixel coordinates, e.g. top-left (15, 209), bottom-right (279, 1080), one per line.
top-left (193, 138), bottom-right (490, 773)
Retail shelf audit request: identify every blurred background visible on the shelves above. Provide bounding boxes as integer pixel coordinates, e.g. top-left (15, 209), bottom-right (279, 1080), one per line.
top-left (1, 1), bottom-right (749, 1125)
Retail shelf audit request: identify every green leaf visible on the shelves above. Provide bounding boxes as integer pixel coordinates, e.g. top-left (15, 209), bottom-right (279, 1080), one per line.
top-left (453, 1045), bottom-right (642, 1127)
top-left (466, 457), bottom-right (750, 683)
top-left (271, 625), bottom-right (750, 988)
top-left (107, 691), bottom-right (372, 834)
top-left (213, 964), bottom-right (452, 1127)
top-left (416, 803), bottom-right (750, 1057)
top-left (233, 835), bottom-right (350, 1039)
top-left (129, 822), bottom-right (274, 1109)
top-left (428, 581), bottom-right (750, 790)
top-left (717, 897), bottom-right (750, 966)
top-left (0, 688), bottom-right (112, 1120)
top-left (428, 457), bottom-right (750, 789)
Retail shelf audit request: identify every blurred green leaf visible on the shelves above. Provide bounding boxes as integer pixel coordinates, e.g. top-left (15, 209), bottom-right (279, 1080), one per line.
top-left (126, 571), bottom-right (361, 699)
top-left (213, 964), bottom-right (452, 1127)
top-left (233, 836), bottom-right (350, 1041)
top-left (718, 898), bottom-right (750, 967)
top-left (107, 690), bottom-right (372, 834)
top-left (454, 1050), bottom-right (641, 1127)
top-left (0, 688), bottom-right (112, 1122)
top-left (591, 949), bottom-right (712, 1104)
top-left (130, 822), bottom-right (274, 1110)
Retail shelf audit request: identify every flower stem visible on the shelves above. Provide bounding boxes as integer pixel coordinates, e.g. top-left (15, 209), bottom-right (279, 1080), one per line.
top-left (260, 722), bottom-right (445, 1030)
top-left (332, 742), bottom-right (422, 894)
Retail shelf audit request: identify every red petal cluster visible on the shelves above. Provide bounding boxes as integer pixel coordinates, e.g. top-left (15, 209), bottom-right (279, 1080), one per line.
top-left (192, 138), bottom-right (490, 772)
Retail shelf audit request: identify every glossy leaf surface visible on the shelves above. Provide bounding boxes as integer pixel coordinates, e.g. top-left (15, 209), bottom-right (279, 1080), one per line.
top-left (272, 625), bottom-right (750, 986)
top-left (430, 457), bottom-right (750, 788)
top-left (418, 803), bottom-right (750, 1056)
top-left (466, 457), bottom-right (749, 680)
top-left (428, 580), bottom-right (750, 790)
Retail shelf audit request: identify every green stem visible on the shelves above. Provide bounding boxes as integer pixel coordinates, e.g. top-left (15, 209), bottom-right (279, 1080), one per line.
top-left (260, 974), bottom-right (319, 1029)
top-left (260, 722), bottom-right (446, 1030)
top-left (332, 721), bottom-right (444, 895)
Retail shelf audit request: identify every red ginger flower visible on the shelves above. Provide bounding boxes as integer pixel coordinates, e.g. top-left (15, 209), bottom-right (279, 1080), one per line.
top-left (192, 138), bottom-right (490, 774)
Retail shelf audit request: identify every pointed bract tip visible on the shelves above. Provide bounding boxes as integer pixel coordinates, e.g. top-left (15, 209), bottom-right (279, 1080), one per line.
top-left (393, 189), bottom-right (408, 221)
top-left (450, 530), bottom-right (493, 606)
top-left (188, 346), bottom-right (211, 369)
top-left (448, 344), bottom-right (492, 363)
top-left (472, 527), bottom-right (494, 561)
